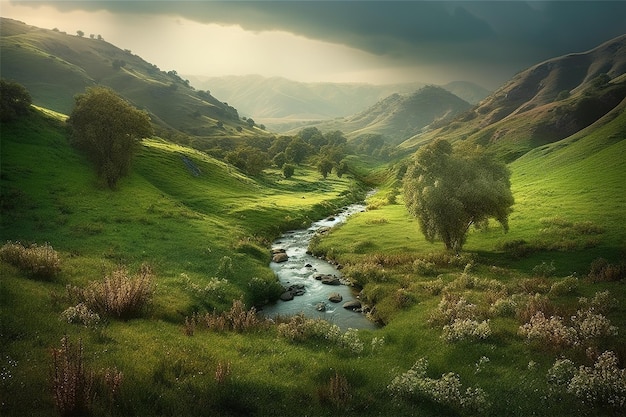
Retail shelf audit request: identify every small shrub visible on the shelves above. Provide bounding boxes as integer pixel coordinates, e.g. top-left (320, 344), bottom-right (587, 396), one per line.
top-left (547, 357), bottom-right (576, 388)
top-left (370, 336), bottom-right (385, 353)
top-left (393, 288), bottom-right (416, 309)
top-left (548, 351), bottom-right (626, 408)
top-left (184, 274), bottom-right (230, 301)
top-left (519, 307), bottom-right (617, 349)
top-left (247, 276), bottom-right (283, 306)
top-left (571, 309), bottom-right (618, 341)
top-left (518, 312), bottom-right (579, 349)
top-left (388, 357), bottom-right (489, 413)
top-left (442, 319), bottom-right (492, 343)
top-left (549, 275), bottom-right (579, 296)
top-left (68, 264), bottom-right (154, 319)
top-left (420, 277), bottom-right (445, 295)
top-left (489, 296), bottom-right (518, 317)
top-left (412, 258), bottom-right (437, 276)
top-left (0, 241), bottom-right (61, 279)
top-left (579, 290), bottom-right (618, 315)
top-left (429, 294), bottom-right (478, 326)
top-left (216, 256), bottom-right (234, 280)
top-left (321, 372), bottom-right (352, 409)
top-left (60, 303), bottom-right (101, 327)
top-left (51, 336), bottom-right (95, 417)
top-left (515, 293), bottom-right (554, 323)
top-left (588, 258), bottom-right (626, 282)
top-left (568, 351), bottom-right (626, 407)
top-left (573, 221), bottom-right (604, 235)
top-left (517, 277), bottom-right (551, 294)
top-left (276, 314), bottom-right (364, 354)
top-left (192, 298), bottom-right (267, 333)
top-left (342, 262), bottom-right (387, 286)
top-left (532, 260), bottom-right (556, 278)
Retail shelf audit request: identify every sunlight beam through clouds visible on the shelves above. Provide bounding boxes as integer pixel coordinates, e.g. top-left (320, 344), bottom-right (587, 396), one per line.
top-left (2, 1), bottom-right (444, 84)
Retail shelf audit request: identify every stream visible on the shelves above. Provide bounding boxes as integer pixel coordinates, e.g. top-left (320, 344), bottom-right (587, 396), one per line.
top-left (261, 202), bottom-right (379, 330)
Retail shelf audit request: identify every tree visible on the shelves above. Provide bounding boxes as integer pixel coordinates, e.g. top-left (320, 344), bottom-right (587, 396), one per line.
top-left (68, 86), bottom-right (153, 188)
top-left (317, 158), bottom-right (334, 179)
top-left (273, 152), bottom-right (287, 168)
top-left (0, 79), bottom-right (32, 122)
top-left (285, 137), bottom-right (311, 164)
top-left (282, 163), bottom-right (295, 179)
top-left (403, 139), bottom-right (514, 252)
top-left (225, 146), bottom-right (268, 176)
top-left (76, 30), bottom-right (84, 37)
top-left (335, 160), bottom-right (349, 178)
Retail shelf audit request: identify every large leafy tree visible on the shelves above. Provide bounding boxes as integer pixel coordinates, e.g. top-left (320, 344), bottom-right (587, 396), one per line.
top-left (69, 87), bottom-right (153, 188)
top-left (0, 79), bottom-right (32, 122)
top-left (403, 139), bottom-right (514, 252)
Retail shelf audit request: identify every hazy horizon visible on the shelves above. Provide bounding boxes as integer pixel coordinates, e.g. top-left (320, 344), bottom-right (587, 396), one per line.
top-left (3, 1), bottom-right (625, 89)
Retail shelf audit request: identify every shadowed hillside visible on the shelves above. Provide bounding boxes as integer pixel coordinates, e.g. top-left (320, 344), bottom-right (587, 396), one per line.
top-left (401, 34), bottom-right (626, 161)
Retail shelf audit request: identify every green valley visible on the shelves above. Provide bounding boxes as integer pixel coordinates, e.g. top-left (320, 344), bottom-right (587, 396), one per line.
top-left (1, 16), bottom-right (625, 417)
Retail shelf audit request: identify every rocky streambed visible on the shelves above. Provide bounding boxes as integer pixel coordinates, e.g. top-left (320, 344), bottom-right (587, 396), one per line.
top-left (261, 203), bottom-right (378, 330)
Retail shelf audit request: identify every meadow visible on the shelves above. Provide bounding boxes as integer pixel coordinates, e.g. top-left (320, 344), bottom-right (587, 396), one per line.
top-left (1, 106), bottom-right (625, 416)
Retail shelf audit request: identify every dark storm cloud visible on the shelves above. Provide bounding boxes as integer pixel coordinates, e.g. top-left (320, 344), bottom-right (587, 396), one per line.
top-left (14, 1), bottom-right (626, 81)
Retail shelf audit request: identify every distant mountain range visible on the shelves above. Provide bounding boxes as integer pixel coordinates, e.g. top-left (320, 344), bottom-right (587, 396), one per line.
top-left (185, 74), bottom-right (490, 125)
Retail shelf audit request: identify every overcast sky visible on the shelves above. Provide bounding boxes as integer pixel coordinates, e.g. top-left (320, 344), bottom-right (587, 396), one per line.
top-left (3, 1), bottom-right (626, 89)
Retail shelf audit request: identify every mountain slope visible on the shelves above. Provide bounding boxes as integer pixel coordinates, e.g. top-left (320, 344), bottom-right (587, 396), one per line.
top-left (400, 34), bottom-right (626, 160)
top-left (0, 18), bottom-right (256, 139)
top-left (294, 85), bottom-right (471, 145)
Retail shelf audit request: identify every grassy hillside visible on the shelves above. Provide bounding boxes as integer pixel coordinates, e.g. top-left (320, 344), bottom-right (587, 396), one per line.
top-left (0, 17), bottom-right (262, 143)
top-left (0, 107), bottom-right (383, 416)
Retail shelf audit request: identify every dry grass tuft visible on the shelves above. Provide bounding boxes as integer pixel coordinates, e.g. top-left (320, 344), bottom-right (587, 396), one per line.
top-left (0, 241), bottom-right (61, 279)
top-left (68, 264), bottom-right (154, 319)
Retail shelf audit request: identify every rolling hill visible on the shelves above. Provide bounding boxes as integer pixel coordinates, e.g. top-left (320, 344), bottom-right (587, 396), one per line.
top-left (187, 74), bottom-right (489, 130)
top-left (292, 85), bottom-right (472, 145)
top-left (400, 34), bottom-right (626, 161)
top-left (0, 18), bottom-right (260, 140)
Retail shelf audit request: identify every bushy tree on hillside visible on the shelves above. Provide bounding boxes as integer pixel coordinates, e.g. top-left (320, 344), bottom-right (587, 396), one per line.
top-left (282, 163), bottom-right (295, 179)
top-left (0, 79), bottom-right (32, 122)
top-left (403, 139), bottom-right (514, 252)
top-left (69, 86), bottom-right (153, 188)
top-left (225, 146), bottom-right (269, 176)
top-left (317, 158), bottom-right (334, 179)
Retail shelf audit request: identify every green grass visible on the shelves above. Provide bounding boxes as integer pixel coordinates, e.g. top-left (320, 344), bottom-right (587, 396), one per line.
top-left (2, 106), bottom-right (625, 416)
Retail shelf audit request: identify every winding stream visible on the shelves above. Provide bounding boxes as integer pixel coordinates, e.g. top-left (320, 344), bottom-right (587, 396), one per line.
top-left (261, 202), bottom-right (379, 330)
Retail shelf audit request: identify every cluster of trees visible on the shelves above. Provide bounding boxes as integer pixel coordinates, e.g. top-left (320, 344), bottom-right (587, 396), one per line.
top-left (222, 127), bottom-right (349, 178)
